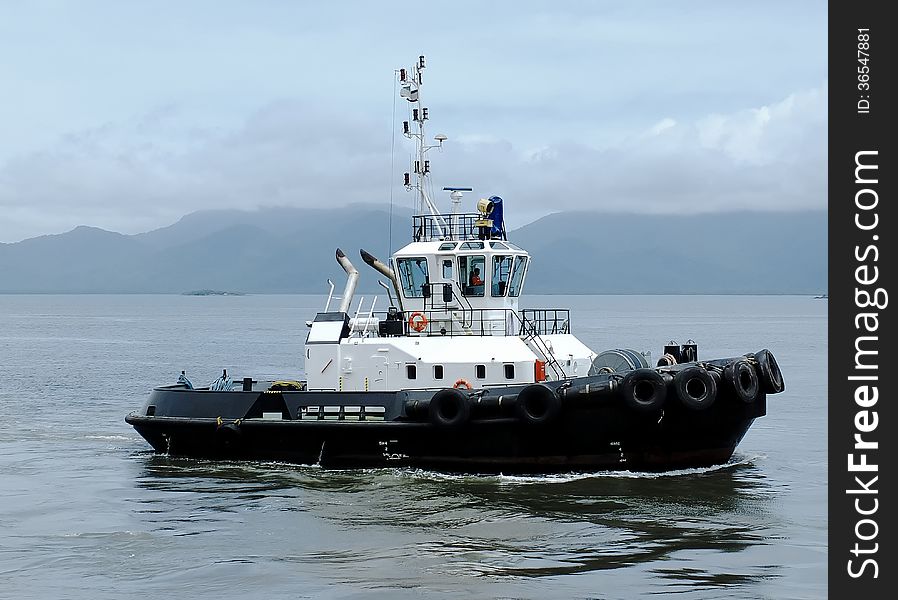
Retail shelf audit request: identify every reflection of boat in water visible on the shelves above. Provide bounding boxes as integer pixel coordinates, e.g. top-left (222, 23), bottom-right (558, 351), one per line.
top-left (125, 55), bottom-right (785, 473)
top-left (133, 455), bottom-right (774, 582)
top-left (814, 294), bottom-right (828, 299)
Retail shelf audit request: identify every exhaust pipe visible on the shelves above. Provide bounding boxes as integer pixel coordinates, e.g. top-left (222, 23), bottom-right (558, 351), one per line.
top-left (360, 249), bottom-right (404, 311)
top-left (335, 248), bottom-right (359, 313)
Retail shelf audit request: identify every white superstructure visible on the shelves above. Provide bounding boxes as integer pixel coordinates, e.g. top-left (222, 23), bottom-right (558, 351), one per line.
top-left (304, 55), bottom-right (596, 392)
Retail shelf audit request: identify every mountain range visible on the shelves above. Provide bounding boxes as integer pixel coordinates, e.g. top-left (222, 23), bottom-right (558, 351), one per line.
top-left (0, 206), bottom-right (826, 294)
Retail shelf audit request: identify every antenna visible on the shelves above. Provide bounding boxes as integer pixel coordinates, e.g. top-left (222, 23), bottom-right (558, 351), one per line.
top-left (398, 54), bottom-right (448, 237)
top-left (442, 186), bottom-right (473, 239)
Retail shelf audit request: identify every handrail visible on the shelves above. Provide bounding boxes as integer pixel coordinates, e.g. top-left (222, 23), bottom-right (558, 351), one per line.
top-left (348, 307), bottom-right (571, 338)
top-left (362, 296), bottom-right (377, 336)
top-left (349, 296), bottom-right (365, 334)
top-left (323, 279), bottom-right (335, 311)
top-left (519, 309), bottom-right (571, 335)
top-left (419, 281), bottom-right (479, 330)
top-left (413, 213), bottom-right (489, 242)
top-left (521, 326), bottom-right (565, 380)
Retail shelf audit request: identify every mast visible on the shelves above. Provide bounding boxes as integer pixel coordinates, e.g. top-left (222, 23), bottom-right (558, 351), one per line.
top-left (399, 55), bottom-right (448, 234)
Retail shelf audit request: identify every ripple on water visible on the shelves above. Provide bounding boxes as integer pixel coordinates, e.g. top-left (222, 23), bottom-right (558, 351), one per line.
top-left (0, 294), bottom-right (827, 599)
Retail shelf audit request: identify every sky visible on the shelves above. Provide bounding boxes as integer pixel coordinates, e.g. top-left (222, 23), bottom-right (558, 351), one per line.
top-left (0, 1), bottom-right (827, 243)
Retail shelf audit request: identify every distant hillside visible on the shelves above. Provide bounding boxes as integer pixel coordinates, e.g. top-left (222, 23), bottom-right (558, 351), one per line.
top-left (0, 206), bottom-right (826, 294)
top-left (514, 210), bottom-right (827, 294)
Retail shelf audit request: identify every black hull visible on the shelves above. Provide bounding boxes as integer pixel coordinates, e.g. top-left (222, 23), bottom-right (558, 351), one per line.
top-left (125, 370), bottom-right (767, 473)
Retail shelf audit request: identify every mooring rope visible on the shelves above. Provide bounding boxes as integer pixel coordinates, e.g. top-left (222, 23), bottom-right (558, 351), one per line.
top-left (209, 369), bottom-right (235, 392)
top-left (177, 370), bottom-right (194, 389)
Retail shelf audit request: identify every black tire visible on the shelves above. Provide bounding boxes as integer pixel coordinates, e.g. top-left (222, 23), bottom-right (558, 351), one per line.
top-left (656, 353), bottom-right (677, 367)
top-left (216, 422), bottom-right (243, 450)
top-left (673, 366), bottom-right (717, 411)
top-left (723, 360), bottom-right (760, 403)
top-left (403, 397), bottom-right (429, 419)
top-left (755, 349), bottom-right (785, 394)
top-left (429, 388), bottom-right (471, 428)
top-left (515, 384), bottom-right (562, 426)
top-left (620, 368), bottom-right (667, 412)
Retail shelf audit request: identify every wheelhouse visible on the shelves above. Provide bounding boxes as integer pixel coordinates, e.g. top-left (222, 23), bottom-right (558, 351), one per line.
top-left (391, 235), bottom-right (530, 309)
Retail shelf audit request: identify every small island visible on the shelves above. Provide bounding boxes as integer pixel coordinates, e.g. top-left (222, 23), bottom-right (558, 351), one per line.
top-left (181, 289), bottom-right (246, 296)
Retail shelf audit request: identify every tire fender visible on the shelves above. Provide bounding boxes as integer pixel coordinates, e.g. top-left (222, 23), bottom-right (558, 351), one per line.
top-left (754, 349), bottom-right (785, 394)
top-left (515, 383), bottom-right (562, 426)
top-left (673, 366), bottom-right (717, 411)
top-left (724, 359), bottom-right (760, 403)
top-left (429, 388), bottom-right (471, 428)
top-left (620, 368), bottom-right (667, 412)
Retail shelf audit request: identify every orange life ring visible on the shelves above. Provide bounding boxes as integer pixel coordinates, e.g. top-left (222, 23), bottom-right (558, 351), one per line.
top-left (453, 378), bottom-right (473, 390)
top-left (409, 311), bottom-right (428, 333)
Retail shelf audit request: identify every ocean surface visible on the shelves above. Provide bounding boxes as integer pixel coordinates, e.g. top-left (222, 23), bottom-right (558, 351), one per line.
top-left (0, 294), bottom-right (826, 600)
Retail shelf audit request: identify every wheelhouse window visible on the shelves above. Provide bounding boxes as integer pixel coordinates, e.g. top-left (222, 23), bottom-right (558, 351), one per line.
top-left (433, 365), bottom-right (444, 379)
top-left (438, 242), bottom-right (457, 251)
top-left (504, 364), bottom-right (515, 379)
top-left (406, 364), bottom-right (417, 379)
top-left (442, 259), bottom-right (453, 279)
top-left (458, 255), bottom-right (486, 297)
top-left (491, 255), bottom-right (513, 297)
top-left (460, 241), bottom-right (484, 250)
top-left (475, 364), bottom-right (486, 379)
top-left (508, 256), bottom-right (529, 297)
top-left (396, 258), bottom-right (429, 298)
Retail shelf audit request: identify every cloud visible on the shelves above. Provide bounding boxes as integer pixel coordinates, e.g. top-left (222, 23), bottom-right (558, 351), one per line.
top-left (0, 85), bottom-right (826, 242)
top-left (433, 85), bottom-right (827, 221)
top-left (649, 118), bottom-right (677, 136)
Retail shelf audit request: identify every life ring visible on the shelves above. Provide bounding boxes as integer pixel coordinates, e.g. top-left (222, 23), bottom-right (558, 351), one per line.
top-left (620, 368), bottom-right (667, 412)
top-left (429, 388), bottom-right (471, 428)
top-left (673, 366), bottom-right (717, 411)
top-left (453, 378), bottom-right (473, 390)
top-left (515, 383), bottom-right (561, 426)
top-left (409, 311), bottom-right (428, 332)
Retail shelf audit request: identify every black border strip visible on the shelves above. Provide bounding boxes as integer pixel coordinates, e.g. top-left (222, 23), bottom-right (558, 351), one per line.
top-left (829, 1), bottom-right (896, 596)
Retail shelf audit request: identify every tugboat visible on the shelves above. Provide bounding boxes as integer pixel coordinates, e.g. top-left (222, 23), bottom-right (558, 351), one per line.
top-left (125, 56), bottom-right (785, 473)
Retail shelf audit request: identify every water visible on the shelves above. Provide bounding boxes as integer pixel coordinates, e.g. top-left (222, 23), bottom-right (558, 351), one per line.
top-left (0, 294), bottom-right (826, 599)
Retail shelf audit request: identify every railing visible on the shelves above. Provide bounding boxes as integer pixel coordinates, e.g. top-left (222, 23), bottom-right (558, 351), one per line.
top-left (405, 308), bottom-right (513, 337)
top-left (353, 307), bottom-right (572, 338)
top-left (412, 213), bottom-right (506, 242)
top-left (519, 309), bottom-right (571, 336)
top-left (419, 281), bottom-right (475, 314)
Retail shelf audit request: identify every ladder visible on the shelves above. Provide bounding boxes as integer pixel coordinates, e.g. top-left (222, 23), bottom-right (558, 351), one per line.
top-left (519, 317), bottom-right (565, 380)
